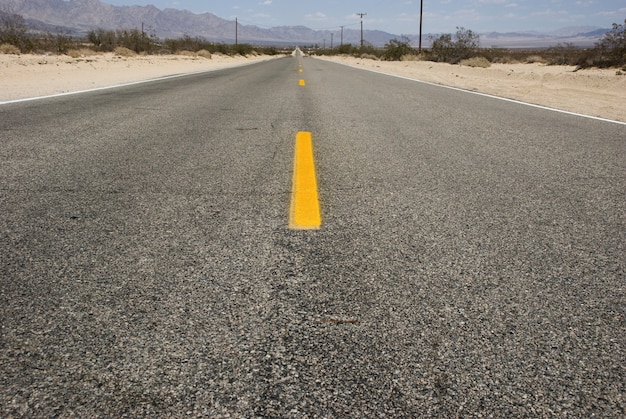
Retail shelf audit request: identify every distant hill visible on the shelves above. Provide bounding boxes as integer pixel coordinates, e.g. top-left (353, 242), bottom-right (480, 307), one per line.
top-left (0, 0), bottom-right (609, 47)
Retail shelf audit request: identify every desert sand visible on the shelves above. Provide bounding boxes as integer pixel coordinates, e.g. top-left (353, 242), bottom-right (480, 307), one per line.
top-left (1, 51), bottom-right (625, 123)
top-left (0, 52), bottom-right (275, 102)
top-left (316, 55), bottom-right (626, 123)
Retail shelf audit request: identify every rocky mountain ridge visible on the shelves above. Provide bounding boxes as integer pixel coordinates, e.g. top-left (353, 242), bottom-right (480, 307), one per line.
top-left (0, 0), bottom-right (609, 47)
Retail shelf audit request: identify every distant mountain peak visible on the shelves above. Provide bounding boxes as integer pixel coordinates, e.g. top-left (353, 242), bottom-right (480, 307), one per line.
top-left (4, 0), bottom-right (609, 47)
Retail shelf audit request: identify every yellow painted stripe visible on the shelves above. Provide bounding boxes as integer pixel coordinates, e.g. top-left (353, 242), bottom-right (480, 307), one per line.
top-left (299, 79), bottom-right (306, 86)
top-left (289, 132), bottom-right (321, 230)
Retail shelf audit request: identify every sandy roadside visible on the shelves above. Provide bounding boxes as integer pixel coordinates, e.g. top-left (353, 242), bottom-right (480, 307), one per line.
top-left (1, 51), bottom-right (625, 123)
top-left (0, 52), bottom-right (278, 102)
top-left (315, 55), bottom-right (626, 123)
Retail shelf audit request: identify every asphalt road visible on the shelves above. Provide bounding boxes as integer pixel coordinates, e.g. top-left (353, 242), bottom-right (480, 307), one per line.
top-left (1, 53), bottom-right (625, 417)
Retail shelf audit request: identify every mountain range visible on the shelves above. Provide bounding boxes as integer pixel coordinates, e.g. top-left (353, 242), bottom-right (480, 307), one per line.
top-left (0, 0), bottom-right (609, 47)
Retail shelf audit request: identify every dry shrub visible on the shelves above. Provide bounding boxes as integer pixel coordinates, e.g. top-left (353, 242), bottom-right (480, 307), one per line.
top-left (176, 50), bottom-right (196, 56)
top-left (401, 53), bottom-right (427, 61)
top-left (459, 56), bottom-right (491, 68)
top-left (66, 49), bottom-right (83, 58)
top-left (360, 53), bottom-right (379, 60)
top-left (114, 46), bottom-right (136, 57)
top-left (525, 55), bottom-right (546, 64)
top-left (197, 49), bottom-right (212, 59)
top-left (0, 43), bottom-right (21, 54)
top-left (491, 56), bottom-right (518, 64)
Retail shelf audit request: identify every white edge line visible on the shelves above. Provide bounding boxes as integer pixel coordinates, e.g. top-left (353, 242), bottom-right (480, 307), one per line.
top-left (0, 58), bottom-right (271, 106)
top-left (318, 58), bottom-right (626, 126)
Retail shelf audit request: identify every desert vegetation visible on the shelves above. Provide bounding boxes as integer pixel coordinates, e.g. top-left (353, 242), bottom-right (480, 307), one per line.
top-left (311, 20), bottom-right (626, 71)
top-left (1, 10), bottom-right (624, 70)
top-left (0, 12), bottom-right (285, 57)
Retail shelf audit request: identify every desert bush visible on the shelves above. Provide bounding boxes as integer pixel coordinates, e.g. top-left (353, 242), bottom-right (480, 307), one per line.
top-left (383, 37), bottom-right (414, 61)
top-left (481, 47), bottom-right (514, 63)
top-left (544, 43), bottom-right (583, 65)
top-left (197, 49), bottom-right (212, 59)
top-left (459, 56), bottom-right (491, 67)
top-left (335, 43), bottom-right (356, 55)
top-left (357, 43), bottom-right (382, 59)
top-left (232, 43), bottom-right (255, 56)
top-left (66, 49), bottom-right (83, 58)
top-left (87, 29), bottom-right (117, 51)
top-left (116, 28), bottom-right (156, 53)
top-left (114, 46), bottom-right (136, 57)
top-left (164, 34), bottom-right (206, 53)
top-left (360, 53), bottom-right (379, 60)
top-left (590, 19), bottom-right (626, 67)
top-left (0, 42), bottom-right (20, 54)
top-left (0, 12), bottom-right (30, 52)
top-left (401, 53), bottom-right (427, 61)
top-left (525, 55), bottom-right (547, 64)
top-left (430, 27), bottom-right (480, 63)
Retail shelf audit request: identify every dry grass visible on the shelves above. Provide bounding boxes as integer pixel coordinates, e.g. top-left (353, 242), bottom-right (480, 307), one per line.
top-left (401, 53), bottom-right (428, 62)
top-left (174, 49), bottom-right (212, 59)
top-left (197, 49), bottom-right (212, 59)
top-left (113, 47), bottom-right (137, 57)
top-left (65, 48), bottom-right (97, 58)
top-left (459, 56), bottom-right (491, 68)
top-left (0, 43), bottom-right (20, 54)
top-left (525, 55), bottom-right (547, 64)
top-left (175, 50), bottom-right (196, 57)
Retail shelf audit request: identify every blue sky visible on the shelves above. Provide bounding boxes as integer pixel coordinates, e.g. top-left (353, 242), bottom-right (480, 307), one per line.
top-left (102, 0), bottom-right (625, 34)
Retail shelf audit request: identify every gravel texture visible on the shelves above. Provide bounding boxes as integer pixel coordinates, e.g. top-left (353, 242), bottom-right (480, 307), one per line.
top-left (1, 56), bottom-right (624, 417)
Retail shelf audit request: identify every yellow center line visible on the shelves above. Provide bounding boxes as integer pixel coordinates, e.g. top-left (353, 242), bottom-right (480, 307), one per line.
top-left (289, 132), bottom-right (321, 230)
top-left (299, 79), bottom-right (306, 86)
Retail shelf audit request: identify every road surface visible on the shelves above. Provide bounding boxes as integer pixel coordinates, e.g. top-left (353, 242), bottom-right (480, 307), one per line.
top-left (1, 53), bottom-right (625, 417)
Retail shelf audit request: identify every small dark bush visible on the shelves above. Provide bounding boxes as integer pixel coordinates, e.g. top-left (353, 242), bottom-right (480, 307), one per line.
top-left (430, 27), bottom-right (480, 63)
top-left (383, 37), bottom-right (415, 61)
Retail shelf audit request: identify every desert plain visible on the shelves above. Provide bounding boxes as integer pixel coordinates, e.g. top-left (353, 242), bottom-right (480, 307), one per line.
top-left (1, 51), bottom-right (625, 123)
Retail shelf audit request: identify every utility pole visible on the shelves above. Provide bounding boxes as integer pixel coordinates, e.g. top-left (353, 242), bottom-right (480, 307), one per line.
top-left (330, 33), bottom-right (334, 49)
top-left (340, 26), bottom-right (344, 46)
top-left (356, 13), bottom-right (367, 47)
top-left (235, 17), bottom-right (238, 46)
top-left (418, 0), bottom-right (423, 52)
